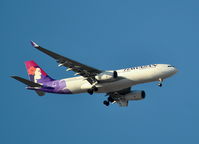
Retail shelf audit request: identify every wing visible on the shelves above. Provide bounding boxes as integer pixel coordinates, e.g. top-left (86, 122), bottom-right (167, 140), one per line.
top-left (31, 41), bottom-right (102, 83)
top-left (107, 87), bottom-right (131, 107)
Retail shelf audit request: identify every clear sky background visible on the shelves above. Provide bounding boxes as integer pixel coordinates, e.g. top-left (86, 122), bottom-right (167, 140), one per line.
top-left (1, 0), bottom-right (199, 144)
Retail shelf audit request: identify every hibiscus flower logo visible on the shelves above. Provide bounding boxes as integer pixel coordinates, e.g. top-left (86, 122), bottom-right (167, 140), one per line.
top-left (28, 66), bottom-right (36, 75)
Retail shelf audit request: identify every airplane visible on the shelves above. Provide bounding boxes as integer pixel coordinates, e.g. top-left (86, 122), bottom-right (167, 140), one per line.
top-left (11, 41), bottom-right (178, 107)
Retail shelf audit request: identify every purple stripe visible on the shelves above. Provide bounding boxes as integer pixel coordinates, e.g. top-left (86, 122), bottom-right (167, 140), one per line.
top-left (27, 79), bottom-right (72, 94)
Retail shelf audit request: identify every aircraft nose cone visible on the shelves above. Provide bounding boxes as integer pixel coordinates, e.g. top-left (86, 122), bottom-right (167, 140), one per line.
top-left (174, 67), bottom-right (179, 73)
top-left (170, 67), bottom-right (178, 76)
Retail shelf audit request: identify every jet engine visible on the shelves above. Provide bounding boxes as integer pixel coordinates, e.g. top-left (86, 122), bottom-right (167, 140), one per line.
top-left (124, 90), bottom-right (146, 100)
top-left (95, 71), bottom-right (118, 81)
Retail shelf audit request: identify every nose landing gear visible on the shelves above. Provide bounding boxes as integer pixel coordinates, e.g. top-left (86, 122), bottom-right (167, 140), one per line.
top-left (157, 78), bottom-right (163, 87)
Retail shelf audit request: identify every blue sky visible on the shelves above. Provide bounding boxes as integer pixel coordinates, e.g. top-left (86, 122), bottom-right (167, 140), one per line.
top-left (1, 0), bottom-right (199, 143)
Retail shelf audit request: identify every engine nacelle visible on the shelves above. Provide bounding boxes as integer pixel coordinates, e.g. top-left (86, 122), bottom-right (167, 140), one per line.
top-left (124, 90), bottom-right (146, 101)
top-left (95, 71), bottom-right (118, 81)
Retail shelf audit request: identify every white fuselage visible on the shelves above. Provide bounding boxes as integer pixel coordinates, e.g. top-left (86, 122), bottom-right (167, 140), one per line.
top-left (62, 64), bottom-right (178, 94)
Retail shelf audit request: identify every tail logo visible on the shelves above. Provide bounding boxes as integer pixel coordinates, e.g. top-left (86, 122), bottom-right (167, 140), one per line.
top-left (25, 61), bottom-right (53, 83)
top-left (27, 66), bottom-right (46, 83)
top-left (34, 68), bottom-right (42, 83)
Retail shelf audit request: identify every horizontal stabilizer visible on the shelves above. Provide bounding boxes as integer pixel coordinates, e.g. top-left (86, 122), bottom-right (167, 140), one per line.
top-left (11, 76), bottom-right (42, 87)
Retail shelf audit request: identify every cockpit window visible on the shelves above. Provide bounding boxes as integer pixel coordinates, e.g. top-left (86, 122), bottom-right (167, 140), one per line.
top-left (168, 65), bottom-right (174, 67)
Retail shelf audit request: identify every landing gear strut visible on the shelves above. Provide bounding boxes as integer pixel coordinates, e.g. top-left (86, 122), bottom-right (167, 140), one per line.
top-left (87, 89), bottom-right (94, 95)
top-left (108, 97), bottom-right (114, 103)
top-left (157, 78), bottom-right (163, 87)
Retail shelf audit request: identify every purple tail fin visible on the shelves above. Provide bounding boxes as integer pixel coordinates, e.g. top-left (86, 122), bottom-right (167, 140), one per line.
top-left (25, 61), bottom-right (54, 83)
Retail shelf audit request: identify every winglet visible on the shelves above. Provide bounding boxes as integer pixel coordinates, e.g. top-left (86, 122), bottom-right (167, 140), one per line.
top-left (30, 40), bottom-right (39, 48)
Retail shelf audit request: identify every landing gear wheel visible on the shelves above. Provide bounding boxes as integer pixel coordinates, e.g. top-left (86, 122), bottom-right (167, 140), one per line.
top-left (103, 100), bottom-right (110, 106)
top-left (157, 78), bottom-right (163, 87)
top-left (92, 86), bottom-right (98, 92)
top-left (87, 89), bottom-right (94, 95)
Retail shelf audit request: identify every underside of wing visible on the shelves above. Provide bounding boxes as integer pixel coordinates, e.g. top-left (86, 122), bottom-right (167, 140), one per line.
top-left (106, 87), bottom-right (131, 107)
top-left (31, 41), bottom-right (102, 79)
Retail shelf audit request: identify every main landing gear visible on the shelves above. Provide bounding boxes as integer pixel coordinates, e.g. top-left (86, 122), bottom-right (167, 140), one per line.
top-left (157, 78), bottom-right (163, 87)
top-left (87, 86), bottom-right (98, 95)
top-left (103, 100), bottom-right (110, 106)
top-left (103, 97), bottom-right (115, 107)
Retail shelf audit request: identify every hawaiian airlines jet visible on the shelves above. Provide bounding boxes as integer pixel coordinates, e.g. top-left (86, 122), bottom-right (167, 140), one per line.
top-left (11, 41), bottom-right (178, 107)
